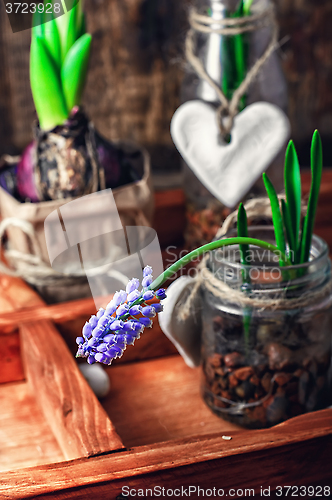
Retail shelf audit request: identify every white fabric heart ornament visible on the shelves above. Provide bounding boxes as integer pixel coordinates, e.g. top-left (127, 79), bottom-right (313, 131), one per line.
top-left (171, 101), bottom-right (290, 208)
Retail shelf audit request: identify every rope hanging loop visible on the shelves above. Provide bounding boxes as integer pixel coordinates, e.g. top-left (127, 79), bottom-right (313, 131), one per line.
top-left (185, 4), bottom-right (280, 139)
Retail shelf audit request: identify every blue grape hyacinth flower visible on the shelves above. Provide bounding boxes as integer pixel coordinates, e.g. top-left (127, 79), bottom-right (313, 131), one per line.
top-left (76, 266), bottom-right (166, 365)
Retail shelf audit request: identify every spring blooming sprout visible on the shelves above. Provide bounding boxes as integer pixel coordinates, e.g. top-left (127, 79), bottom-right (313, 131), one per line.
top-left (76, 266), bottom-right (166, 365)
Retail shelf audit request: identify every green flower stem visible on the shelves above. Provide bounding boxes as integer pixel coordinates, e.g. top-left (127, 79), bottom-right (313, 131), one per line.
top-left (150, 237), bottom-right (291, 291)
top-left (237, 203), bottom-right (251, 349)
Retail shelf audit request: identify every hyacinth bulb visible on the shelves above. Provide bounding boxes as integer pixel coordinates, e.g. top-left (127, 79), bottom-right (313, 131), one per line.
top-left (15, 110), bottom-right (123, 202)
top-left (16, 141), bottom-right (40, 202)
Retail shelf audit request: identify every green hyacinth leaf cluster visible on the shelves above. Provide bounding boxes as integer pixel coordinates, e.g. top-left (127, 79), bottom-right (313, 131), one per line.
top-left (261, 131), bottom-right (323, 266)
top-left (30, 0), bottom-right (92, 131)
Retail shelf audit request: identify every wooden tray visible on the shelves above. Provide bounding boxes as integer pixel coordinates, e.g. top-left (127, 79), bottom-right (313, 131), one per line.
top-left (1, 183), bottom-right (332, 499)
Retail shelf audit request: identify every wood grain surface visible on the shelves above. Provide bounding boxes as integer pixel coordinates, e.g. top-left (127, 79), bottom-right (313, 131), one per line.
top-left (0, 381), bottom-right (64, 472)
top-left (103, 355), bottom-right (240, 447)
top-left (20, 320), bottom-right (124, 461)
top-left (0, 408), bottom-right (331, 499)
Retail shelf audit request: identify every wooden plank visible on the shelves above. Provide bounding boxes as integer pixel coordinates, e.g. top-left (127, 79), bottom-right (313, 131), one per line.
top-left (0, 408), bottom-right (331, 499)
top-left (20, 320), bottom-right (124, 460)
top-left (0, 273), bottom-right (44, 311)
top-left (0, 382), bottom-right (64, 472)
top-left (102, 355), bottom-right (239, 447)
top-left (0, 295), bottom-right (97, 331)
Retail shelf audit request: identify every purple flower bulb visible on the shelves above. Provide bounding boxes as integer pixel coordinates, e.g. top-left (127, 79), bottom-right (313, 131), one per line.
top-left (97, 343), bottom-right (109, 352)
top-left (76, 336), bottom-right (84, 345)
top-left (123, 321), bottom-right (143, 333)
top-left (97, 316), bottom-right (109, 328)
top-left (113, 290), bottom-right (127, 306)
top-left (97, 308), bottom-right (105, 319)
top-left (143, 265), bottom-right (153, 277)
top-left (127, 289), bottom-right (141, 303)
top-left (126, 278), bottom-right (140, 294)
top-left (112, 334), bottom-right (127, 344)
top-left (143, 290), bottom-right (154, 301)
top-left (138, 317), bottom-right (153, 328)
top-left (131, 330), bottom-right (142, 339)
top-left (95, 353), bottom-right (112, 364)
top-left (155, 289), bottom-right (167, 300)
top-left (88, 337), bottom-right (98, 347)
top-left (109, 320), bottom-right (124, 331)
top-left (107, 345), bottom-right (123, 356)
top-left (105, 301), bottom-right (117, 316)
top-left (87, 355), bottom-right (96, 364)
top-left (92, 326), bottom-right (105, 339)
top-left (82, 322), bottom-right (92, 339)
top-left (124, 334), bottom-right (136, 345)
top-left (88, 315), bottom-right (98, 328)
top-left (116, 303), bottom-right (129, 317)
top-left (142, 275), bottom-right (153, 288)
top-left (114, 342), bottom-right (126, 351)
top-left (103, 333), bottom-right (116, 343)
top-left (141, 306), bottom-right (156, 318)
top-left (129, 304), bottom-right (142, 316)
top-left (152, 303), bottom-right (163, 313)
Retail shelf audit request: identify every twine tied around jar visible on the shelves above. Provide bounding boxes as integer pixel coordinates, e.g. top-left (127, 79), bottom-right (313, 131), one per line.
top-left (185, 4), bottom-right (279, 138)
top-left (178, 196), bottom-right (332, 322)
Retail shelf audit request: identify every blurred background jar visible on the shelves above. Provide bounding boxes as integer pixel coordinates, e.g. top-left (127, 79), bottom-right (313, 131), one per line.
top-left (181, 0), bottom-right (289, 249)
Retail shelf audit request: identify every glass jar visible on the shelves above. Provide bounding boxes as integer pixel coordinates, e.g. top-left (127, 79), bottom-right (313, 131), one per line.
top-left (181, 0), bottom-right (288, 249)
top-left (201, 227), bottom-right (332, 428)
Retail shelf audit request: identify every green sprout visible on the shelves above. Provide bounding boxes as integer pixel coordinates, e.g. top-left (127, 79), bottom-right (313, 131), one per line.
top-left (264, 130), bottom-right (323, 266)
top-left (30, 1), bottom-right (92, 131)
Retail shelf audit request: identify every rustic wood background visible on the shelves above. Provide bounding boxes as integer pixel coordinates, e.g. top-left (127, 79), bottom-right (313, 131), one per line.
top-left (0, 0), bottom-right (332, 167)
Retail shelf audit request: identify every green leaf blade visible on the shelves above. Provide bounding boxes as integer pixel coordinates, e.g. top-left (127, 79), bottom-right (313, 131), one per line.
top-left (63, 4), bottom-right (80, 61)
top-left (281, 199), bottom-right (296, 263)
top-left (55, 1), bottom-right (72, 62)
top-left (32, 8), bottom-right (44, 39)
top-left (61, 33), bottom-right (92, 112)
top-left (262, 172), bottom-right (286, 265)
top-left (284, 140), bottom-right (301, 251)
top-left (42, 16), bottom-right (62, 69)
top-left (237, 202), bottom-right (250, 285)
top-left (30, 38), bottom-right (68, 130)
top-left (237, 203), bottom-right (250, 263)
top-left (300, 130), bottom-right (323, 263)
